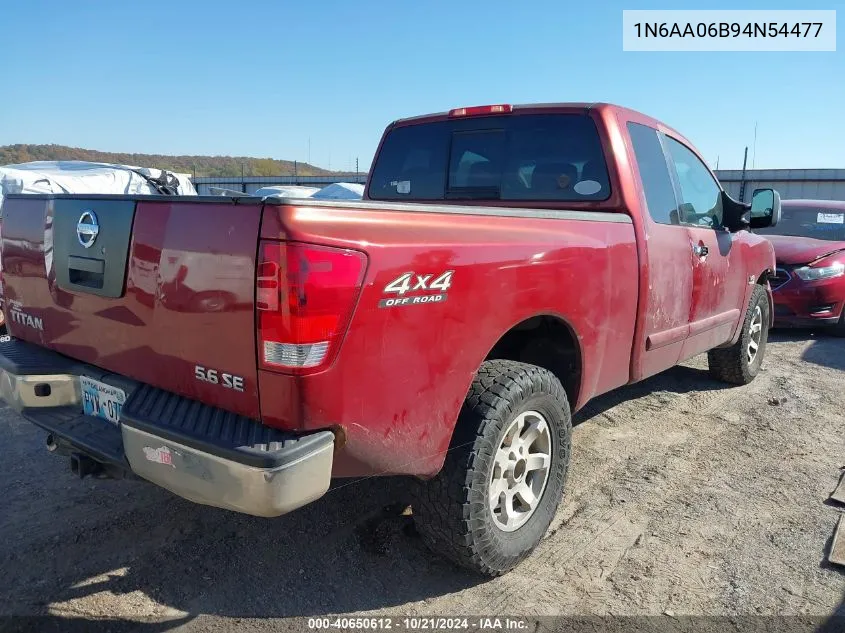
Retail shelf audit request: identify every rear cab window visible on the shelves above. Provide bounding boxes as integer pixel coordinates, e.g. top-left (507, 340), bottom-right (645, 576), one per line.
top-left (368, 113), bottom-right (611, 203)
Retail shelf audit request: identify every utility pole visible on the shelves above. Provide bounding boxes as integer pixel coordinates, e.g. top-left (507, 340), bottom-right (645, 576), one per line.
top-left (308, 137), bottom-right (311, 165)
top-left (752, 122), bottom-right (758, 169)
top-left (739, 146), bottom-right (749, 202)
top-left (294, 160), bottom-right (297, 179)
top-left (356, 157), bottom-right (359, 178)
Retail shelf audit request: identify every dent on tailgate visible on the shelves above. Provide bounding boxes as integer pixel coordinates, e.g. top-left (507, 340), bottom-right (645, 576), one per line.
top-left (1, 196), bottom-right (263, 419)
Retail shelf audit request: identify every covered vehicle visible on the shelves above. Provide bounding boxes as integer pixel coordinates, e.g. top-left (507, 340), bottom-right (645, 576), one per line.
top-left (0, 161), bottom-right (196, 332)
top-left (755, 199), bottom-right (845, 334)
top-left (252, 185), bottom-right (321, 198)
top-left (309, 182), bottom-right (364, 200)
top-left (0, 160), bottom-right (196, 207)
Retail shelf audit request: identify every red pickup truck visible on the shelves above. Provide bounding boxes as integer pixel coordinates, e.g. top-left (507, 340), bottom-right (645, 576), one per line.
top-left (0, 103), bottom-right (780, 576)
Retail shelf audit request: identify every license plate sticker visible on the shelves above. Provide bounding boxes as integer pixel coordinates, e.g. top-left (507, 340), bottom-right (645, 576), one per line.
top-left (80, 377), bottom-right (126, 425)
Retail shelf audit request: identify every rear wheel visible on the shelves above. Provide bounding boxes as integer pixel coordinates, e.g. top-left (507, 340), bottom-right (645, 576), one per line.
top-left (708, 285), bottom-right (769, 385)
top-left (412, 360), bottom-right (571, 576)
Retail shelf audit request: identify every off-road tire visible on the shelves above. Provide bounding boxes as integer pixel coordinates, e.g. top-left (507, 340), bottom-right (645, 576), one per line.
top-left (412, 360), bottom-right (572, 576)
top-left (708, 285), bottom-right (770, 385)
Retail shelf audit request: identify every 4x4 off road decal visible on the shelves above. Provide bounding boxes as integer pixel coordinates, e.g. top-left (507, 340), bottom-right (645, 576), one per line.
top-left (379, 270), bottom-right (453, 308)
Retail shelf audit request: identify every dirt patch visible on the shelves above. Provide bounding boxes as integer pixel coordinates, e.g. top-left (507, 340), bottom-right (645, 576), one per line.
top-left (0, 331), bottom-right (843, 631)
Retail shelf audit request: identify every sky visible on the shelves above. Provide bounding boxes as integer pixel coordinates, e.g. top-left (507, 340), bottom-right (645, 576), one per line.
top-left (1, 0), bottom-right (842, 171)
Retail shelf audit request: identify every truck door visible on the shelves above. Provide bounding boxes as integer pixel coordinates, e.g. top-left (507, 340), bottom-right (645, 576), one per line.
top-left (662, 136), bottom-right (747, 359)
top-left (626, 123), bottom-right (695, 379)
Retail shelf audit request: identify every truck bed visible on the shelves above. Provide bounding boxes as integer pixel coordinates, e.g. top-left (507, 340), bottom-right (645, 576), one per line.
top-left (2, 193), bottom-right (638, 477)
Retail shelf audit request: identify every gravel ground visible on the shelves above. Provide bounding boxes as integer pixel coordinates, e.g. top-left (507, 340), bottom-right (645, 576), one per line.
top-left (0, 331), bottom-right (843, 632)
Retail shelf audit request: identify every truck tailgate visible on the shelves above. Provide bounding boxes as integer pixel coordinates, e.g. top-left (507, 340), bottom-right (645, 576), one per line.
top-left (1, 195), bottom-right (262, 419)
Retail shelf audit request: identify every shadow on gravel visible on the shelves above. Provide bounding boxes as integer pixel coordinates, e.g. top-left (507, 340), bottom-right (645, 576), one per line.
top-left (573, 364), bottom-right (726, 425)
top-left (816, 585), bottom-right (845, 633)
top-left (0, 615), bottom-right (194, 633)
top-left (769, 328), bottom-right (845, 371)
top-left (819, 514), bottom-right (845, 577)
top-left (1, 474), bottom-right (484, 632)
top-left (769, 329), bottom-right (845, 371)
top-left (801, 341), bottom-right (845, 372)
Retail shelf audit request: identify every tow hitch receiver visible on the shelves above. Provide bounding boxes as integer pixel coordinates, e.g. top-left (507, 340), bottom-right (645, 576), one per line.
top-left (70, 453), bottom-right (103, 479)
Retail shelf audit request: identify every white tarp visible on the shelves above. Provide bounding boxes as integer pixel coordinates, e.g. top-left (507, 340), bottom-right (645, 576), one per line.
top-left (310, 182), bottom-right (365, 200)
top-left (253, 185), bottom-right (321, 198)
top-left (0, 160), bottom-right (196, 210)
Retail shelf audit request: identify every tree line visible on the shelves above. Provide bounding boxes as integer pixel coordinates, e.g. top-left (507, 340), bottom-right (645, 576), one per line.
top-left (0, 144), bottom-right (349, 178)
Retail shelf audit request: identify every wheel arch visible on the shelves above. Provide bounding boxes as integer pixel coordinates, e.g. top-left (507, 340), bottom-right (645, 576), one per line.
top-left (480, 313), bottom-right (583, 411)
top-left (721, 272), bottom-right (772, 347)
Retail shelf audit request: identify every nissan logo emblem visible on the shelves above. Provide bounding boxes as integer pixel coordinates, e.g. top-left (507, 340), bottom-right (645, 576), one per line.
top-left (77, 210), bottom-right (99, 249)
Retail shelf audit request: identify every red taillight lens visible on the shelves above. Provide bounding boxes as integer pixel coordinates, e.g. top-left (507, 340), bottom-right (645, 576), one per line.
top-left (256, 241), bottom-right (366, 374)
top-left (448, 104), bottom-right (513, 117)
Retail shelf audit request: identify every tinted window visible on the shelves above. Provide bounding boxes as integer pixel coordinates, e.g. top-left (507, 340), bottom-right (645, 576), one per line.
top-left (368, 114), bottom-right (610, 202)
top-left (367, 122), bottom-right (449, 200)
top-left (449, 130), bottom-right (506, 192)
top-left (665, 137), bottom-right (723, 228)
top-left (755, 204), bottom-right (845, 240)
top-left (627, 123), bottom-right (680, 225)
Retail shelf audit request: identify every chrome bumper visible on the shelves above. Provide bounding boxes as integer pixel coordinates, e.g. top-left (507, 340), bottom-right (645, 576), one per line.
top-left (0, 369), bottom-right (81, 411)
top-left (0, 362), bottom-right (334, 518)
top-left (122, 425), bottom-right (334, 517)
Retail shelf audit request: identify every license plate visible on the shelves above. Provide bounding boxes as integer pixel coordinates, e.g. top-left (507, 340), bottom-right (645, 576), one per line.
top-left (80, 376), bottom-right (126, 425)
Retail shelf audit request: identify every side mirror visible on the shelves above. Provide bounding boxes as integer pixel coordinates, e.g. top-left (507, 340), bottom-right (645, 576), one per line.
top-left (749, 188), bottom-right (781, 229)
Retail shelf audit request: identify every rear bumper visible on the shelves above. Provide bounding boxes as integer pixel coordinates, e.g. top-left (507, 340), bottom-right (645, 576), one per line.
top-left (0, 339), bottom-right (334, 517)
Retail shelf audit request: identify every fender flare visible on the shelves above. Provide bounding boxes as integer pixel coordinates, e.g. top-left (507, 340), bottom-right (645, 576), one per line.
top-left (724, 269), bottom-right (773, 347)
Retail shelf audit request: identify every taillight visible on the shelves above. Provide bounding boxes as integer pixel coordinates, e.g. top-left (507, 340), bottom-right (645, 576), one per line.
top-left (448, 104), bottom-right (513, 117)
top-left (256, 241), bottom-right (366, 374)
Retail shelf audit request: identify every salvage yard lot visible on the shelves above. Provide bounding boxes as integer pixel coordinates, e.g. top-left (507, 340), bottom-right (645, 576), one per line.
top-left (1, 332), bottom-right (843, 631)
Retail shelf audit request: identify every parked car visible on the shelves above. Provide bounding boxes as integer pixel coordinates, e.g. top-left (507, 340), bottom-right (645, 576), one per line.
top-left (0, 103), bottom-right (780, 576)
top-left (754, 199), bottom-right (845, 335)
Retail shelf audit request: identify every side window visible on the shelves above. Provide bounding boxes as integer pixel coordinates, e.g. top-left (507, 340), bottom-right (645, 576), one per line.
top-left (627, 122), bottom-right (680, 226)
top-left (664, 137), bottom-right (723, 228)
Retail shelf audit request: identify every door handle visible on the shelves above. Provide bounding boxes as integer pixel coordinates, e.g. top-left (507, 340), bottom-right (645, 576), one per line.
top-left (693, 244), bottom-right (709, 258)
